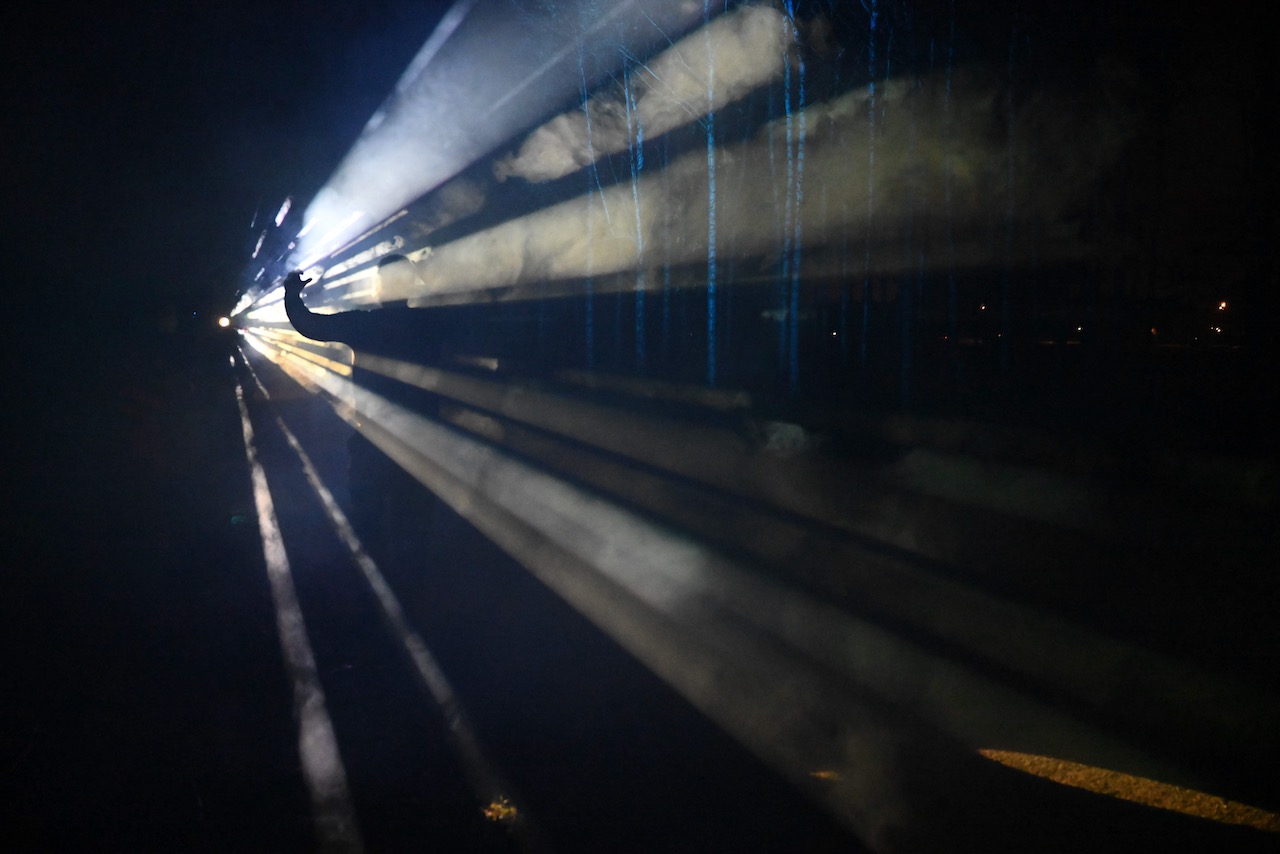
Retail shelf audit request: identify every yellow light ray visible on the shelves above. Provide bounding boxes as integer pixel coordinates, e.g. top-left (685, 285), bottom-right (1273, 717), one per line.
top-left (978, 749), bottom-right (1280, 833)
top-left (244, 329), bottom-right (353, 377)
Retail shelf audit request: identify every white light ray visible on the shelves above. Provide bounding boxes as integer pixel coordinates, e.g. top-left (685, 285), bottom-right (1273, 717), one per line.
top-left (396, 75), bottom-right (1120, 306)
top-left (495, 4), bottom-right (791, 183)
top-left (241, 333), bottom-right (1250, 848)
top-left (294, 0), bottom-right (710, 266)
top-left (234, 378), bottom-right (364, 853)
top-left (274, 196), bottom-right (293, 227)
top-left (242, 357), bottom-right (539, 845)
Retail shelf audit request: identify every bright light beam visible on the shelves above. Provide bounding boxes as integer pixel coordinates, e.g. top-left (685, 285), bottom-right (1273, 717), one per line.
top-left (241, 354), bottom-right (540, 843)
top-left (494, 4), bottom-right (791, 184)
top-left (392, 74), bottom-right (1122, 307)
top-left (331, 345), bottom-right (1278, 782)
top-left (293, 0), bottom-right (710, 268)
top-left (243, 331), bottom-right (1256, 849)
top-left (237, 322), bottom-right (1280, 801)
top-left (234, 379), bottom-right (364, 853)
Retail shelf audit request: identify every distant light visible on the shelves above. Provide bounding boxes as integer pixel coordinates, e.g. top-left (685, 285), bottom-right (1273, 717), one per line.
top-left (1076, 326), bottom-right (1083, 332)
top-left (979, 304), bottom-right (987, 311)
top-left (1150, 327), bottom-right (1158, 335)
top-left (1218, 301), bottom-right (1228, 311)
top-left (483, 797), bottom-right (518, 822)
top-left (218, 316), bottom-right (231, 328)
top-left (1211, 326), bottom-right (1222, 333)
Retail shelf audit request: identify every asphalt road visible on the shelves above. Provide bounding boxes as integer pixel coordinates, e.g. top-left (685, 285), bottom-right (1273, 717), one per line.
top-left (3, 321), bottom-right (859, 851)
top-left (4, 317), bottom-right (1276, 852)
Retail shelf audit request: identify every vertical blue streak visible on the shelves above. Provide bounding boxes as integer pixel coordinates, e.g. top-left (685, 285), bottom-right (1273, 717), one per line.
top-left (704, 1), bottom-right (717, 386)
top-left (861, 1), bottom-right (878, 367)
top-left (625, 65), bottom-right (646, 370)
top-left (945, 0), bottom-right (957, 349)
top-left (578, 40), bottom-right (597, 370)
top-left (785, 2), bottom-right (806, 390)
top-left (779, 38), bottom-right (794, 377)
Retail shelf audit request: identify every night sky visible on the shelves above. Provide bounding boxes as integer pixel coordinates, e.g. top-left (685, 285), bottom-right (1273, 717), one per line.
top-left (1, 0), bottom-right (450, 319)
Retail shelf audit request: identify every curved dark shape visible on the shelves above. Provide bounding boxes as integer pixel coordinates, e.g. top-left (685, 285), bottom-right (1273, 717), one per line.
top-left (282, 255), bottom-right (431, 357)
top-left (283, 270), bottom-right (381, 349)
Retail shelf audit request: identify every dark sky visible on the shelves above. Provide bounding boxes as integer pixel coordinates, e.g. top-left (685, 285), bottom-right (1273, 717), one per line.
top-left (1, 0), bottom-right (449, 317)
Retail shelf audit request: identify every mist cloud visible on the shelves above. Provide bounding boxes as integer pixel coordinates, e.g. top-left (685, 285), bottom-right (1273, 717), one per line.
top-left (494, 4), bottom-right (792, 184)
top-left (400, 63), bottom-right (1136, 304)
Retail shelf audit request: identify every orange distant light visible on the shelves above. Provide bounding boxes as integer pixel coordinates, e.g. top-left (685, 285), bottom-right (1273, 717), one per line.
top-left (483, 797), bottom-right (518, 822)
top-left (218, 316), bottom-right (231, 328)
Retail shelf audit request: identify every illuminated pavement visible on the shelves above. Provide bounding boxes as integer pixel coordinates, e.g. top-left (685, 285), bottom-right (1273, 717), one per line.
top-left (4, 326), bottom-right (854, 851)
top-left (4, 314), bottom-right (1278, 853)
top-left (236, 328), bottom-right (1280, 853)
top-left (228, 338), bottom-right (863, 852)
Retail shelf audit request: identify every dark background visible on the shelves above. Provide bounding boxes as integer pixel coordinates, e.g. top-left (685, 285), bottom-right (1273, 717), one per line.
top-left (1, 0), bottom-right (451, 318)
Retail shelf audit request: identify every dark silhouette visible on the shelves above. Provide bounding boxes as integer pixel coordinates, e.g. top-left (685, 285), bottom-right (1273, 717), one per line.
top-left (281, 256), bottom-right (447, 554)
top-left (282, 254), bottom-right (426, 354)
top-left (282, 269), bottom-right (359, 344)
